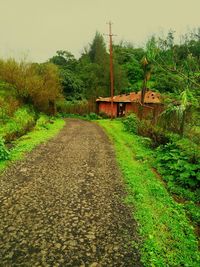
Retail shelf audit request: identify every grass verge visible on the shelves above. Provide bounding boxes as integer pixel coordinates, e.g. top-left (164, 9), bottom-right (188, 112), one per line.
top-left (98, 119), bottom-right (199, 267)
top-left (0, 118), bottom-right (65, 172)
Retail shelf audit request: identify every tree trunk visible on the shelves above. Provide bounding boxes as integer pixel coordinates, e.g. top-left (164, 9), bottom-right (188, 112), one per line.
top-left (141, 78), bottom-right (147, 105)
top-left (48, 100), bottom-right (56, 116)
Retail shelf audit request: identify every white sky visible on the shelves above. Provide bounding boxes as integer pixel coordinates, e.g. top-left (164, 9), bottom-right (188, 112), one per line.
top-left (0, 0), bottom-right (199, 62)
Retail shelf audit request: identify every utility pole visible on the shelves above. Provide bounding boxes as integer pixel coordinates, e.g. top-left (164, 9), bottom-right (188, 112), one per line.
top-left (105, 22), bottom-right (115, 119)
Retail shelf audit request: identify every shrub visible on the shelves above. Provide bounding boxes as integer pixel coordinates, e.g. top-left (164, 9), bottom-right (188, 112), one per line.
top-left (187, 126), bottom-right (200, 145)
top-left (0, 59), bottom-right (62, 114)
top-left (0, 137), bottom-right (9, 160)
top-left (0, 107), bottom-right (36, 142)
top-left (138, 120), bottom-right (169, 147)
top-left (122, 113), bottom-right (139, 134)
top-left (99, 111), bottom-right (109, 119)
top-left (86, 112), bottom-right (101, 120)
top-left (156, 140), bottom-right (200, 189)
top-left (35, 114), bottom-right (51, 129)
top-left (0, 97), bottom-right (10, 123)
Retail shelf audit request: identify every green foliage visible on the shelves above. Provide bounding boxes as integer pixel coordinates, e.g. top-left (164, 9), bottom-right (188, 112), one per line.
top-left (124, 58), bottom-right (143, 84)
top-left (85, 112), bottom-right (101, 120)
top-left (0, 97), bottom-right (10, 123)
top-left (88, 31), bottom-right (107, 64)
top-left (138, 120), bottom-right (169, 147)
top-left (187, 125), bottom-right (200, 145)
top-left (35, 114), bottom-right (50, 129)
top-left (49, 50), bottom-right (77, 71)
top-left (60, 69), bottom-right (84, 100)
top-left (0, 81), bottom-right (20, 123)
top-left (99, 111), bottom-right (109, 119)
top-left (56, 99), bottom-right (96, 115)
top-left (153, 72), bottom-right (184, 93)
top-left (0, 118), bottom-right (65, 172)
top-left (122, 113), bottom-right (139, 134)
top-left (156, 140), bottom-right (200, 189)
top-left (0, 106), bottom-right (36, 142)
top-left (113, 43), bottom-right (145, 92)
top-left (0, 59), bottom-right (62, 114)
top-left (157, 87), bottom-right (198, 137)
top-left (98, 120), bottom-right (199, 267)
top-left (184, 201), bottom-right (200, 225)
top-left (0, 137), bottom-right (9, 160)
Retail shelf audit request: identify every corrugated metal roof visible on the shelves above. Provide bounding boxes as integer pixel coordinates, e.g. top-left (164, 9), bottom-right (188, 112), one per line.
top-left (96, 90), bottom-right (161, 104)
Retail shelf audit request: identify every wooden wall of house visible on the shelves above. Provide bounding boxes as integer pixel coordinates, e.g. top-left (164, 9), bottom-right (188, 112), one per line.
top-left (125, 103), bottom-right (139, 114)
top-left (98, 102), bottom-right (118, 117)
top-left (97, 101), bottom-right (164, 120)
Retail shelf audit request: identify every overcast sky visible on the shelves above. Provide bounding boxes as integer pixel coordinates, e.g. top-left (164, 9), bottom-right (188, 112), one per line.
top-left (0, 0), bottom-right (199, 62)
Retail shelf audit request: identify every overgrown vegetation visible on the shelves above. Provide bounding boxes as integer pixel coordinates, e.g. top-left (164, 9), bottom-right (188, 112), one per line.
top-left (0, 117), bottom-right (65, 172)
top-left (0, 137), bottom-right (9, 161)
top-left (0, 76), bottom-right (65, 169)
top-left (56, 99), bottom-right (96, 115)
top-left (0, 106), bottom-right (36, 142)
top-left (121, 113), bottom-right (200, 230)
top-left (0, 60), bottom-right (62, 114)
top-left (98, 120), bottom-right (199, 267)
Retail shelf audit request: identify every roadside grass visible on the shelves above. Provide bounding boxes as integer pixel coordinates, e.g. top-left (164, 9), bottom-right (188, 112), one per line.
top-left (98, 119), bottom-right (199, 267)
top-left (0, 106), bottom-right (36, 142)
top-left (0, 118), bottom-right (65, 172)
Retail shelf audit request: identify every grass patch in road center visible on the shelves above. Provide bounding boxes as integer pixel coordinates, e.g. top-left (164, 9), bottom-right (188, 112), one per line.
top-left (98, 120), bottom-right (199, 267)
top-left (0, 118), bottom-right (65, 172)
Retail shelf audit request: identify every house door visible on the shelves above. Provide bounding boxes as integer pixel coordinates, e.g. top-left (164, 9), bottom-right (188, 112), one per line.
top-left (117, 103), bottom-right (126, 117)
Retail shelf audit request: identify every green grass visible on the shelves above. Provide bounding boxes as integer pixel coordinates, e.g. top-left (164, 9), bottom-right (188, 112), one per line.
top-left (0, 118), bottom-right (65, 172)
top-left (98, 119), bottom-right (199, 267)
top-left (0, 106), bottom-right (36, 141)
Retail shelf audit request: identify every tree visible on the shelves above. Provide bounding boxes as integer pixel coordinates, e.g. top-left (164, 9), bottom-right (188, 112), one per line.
top-left (0, 59), bottom-right (62, 114)
top-left (49, 50), bottom-right (77, 71)
top-left (77, 32), bottom-right (110, 98)
top-left (113, 43), bottom-right (145, 91)
top-left (88, 32), bottom-right (108, 65)
top-left (60, 69), bottom-right (84, 100)
top-left (141, 56), bottom-right (152, 104)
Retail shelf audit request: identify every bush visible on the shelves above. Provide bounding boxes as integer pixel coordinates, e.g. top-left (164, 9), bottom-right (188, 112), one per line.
top-left (0, 82), bottom-right (21, 125)
top-left (0, 97), bottom-right (10, 123)
top-left (156, 140), bottom-right (200, 189)
top-left (0, 137), bottom-right (9, 160)
top-left (86, 112), bottom-right (101, 120)
top-left (0, 59), bottom-right (62, 114)
top-left (187, 126), bottom-right (200, 145)
top-left (138, 120), bottom-right (169, 147)
top-left (0, 107), bottom-right (36, 142)
top-left (99, 111), bottom-right (109, 119)
top-left (122, 113), bottom-right (139, 134)
top-left (35, 114), bottom-right (51, 129)
top-left (184, 202), bottom-right (200, 224)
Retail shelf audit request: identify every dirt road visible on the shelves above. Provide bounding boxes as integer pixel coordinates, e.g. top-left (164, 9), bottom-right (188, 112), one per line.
top-left (0, 119), bottom-right (142, 266)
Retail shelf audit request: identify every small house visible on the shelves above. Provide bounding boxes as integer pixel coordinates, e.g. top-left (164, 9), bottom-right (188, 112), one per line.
top-left (96, 90), bottom-right (163, 119)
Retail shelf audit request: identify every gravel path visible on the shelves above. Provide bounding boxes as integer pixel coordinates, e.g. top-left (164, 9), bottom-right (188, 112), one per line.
top-left (0, 119), bottom-right (142, 267)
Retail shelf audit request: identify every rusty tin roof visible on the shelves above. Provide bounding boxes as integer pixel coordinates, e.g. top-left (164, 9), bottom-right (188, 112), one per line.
top-left (96, 90), bottom-right (161, 104)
